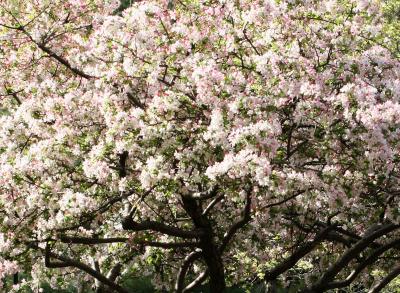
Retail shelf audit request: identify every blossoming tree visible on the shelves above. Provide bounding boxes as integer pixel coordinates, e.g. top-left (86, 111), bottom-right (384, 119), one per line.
top-left (1, 0), bottom-right (400, 292)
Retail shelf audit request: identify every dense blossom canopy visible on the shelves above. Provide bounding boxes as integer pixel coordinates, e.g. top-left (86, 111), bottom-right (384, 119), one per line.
top-left (0, 0), bottom-right (400, 292)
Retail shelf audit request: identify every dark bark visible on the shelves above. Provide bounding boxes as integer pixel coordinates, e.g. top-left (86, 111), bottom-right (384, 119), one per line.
top-left (59, 235), bottom-right (198, 248)
top-left (303, 223), bottom-right (399, 293)
top-left (181, 194), bottom-right (226, 292)
top-left (325, 238), bottom-right (400, 290)
top-left (44, 244), bottom-right (129, 293)
top-left (59, 236), bottom-right (128, 244)
top-left (264, 225), bottom-right (334, 282)
top-left (118, 151), bottom-right (129, 178)
top-left (369, 263), bottom-right (400, 293)
top-left (122, 218), bottom-right (203, 238)
top-left (175, 251), bottom-right (202, 292)
top-left (182, 270), bottom-right (209, 292)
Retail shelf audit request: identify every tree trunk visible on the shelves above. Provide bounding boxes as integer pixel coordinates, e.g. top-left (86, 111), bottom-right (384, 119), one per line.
top-left (181, 194), bottom-right (226, 292)
top-left (266, 280), bottom-right (279, 293)
top-left (200, 230), bottom-right (226, 292)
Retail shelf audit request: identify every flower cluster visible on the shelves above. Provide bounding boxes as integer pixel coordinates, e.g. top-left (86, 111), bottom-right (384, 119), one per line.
top-left (0, 0), bottom-right (399, 291)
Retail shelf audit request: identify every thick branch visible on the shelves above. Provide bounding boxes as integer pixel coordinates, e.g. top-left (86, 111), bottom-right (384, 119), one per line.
top-left (6, 22), bottom-right (94, 79)
top-left (175, 251), bottom-right (202, 293)
top-left (49, 236), bottom-right (198, 249)
top-left (191, 185), bottom-right (219, 200)
top-left (35, 41), bottom-right (94, 79)
top-left (180, 192), bottom-right (226, 292)
top-left (202, 194), bottom-right (224, 216)
top-left (264, 225), bottom-right (334, 281)
top-left (107, 264), bottom-right (122, 282)
top-left (59, 236), bottom-right (128, 244)
top-left (44, 244), bottom-right (128, 293)
top-left (140, 241), bottom-right (199, 249)
top-left (304, 223), bottom-right (399, 292)
top-left (325, 238), bottom-right (400, 290)
top-left (122, 218), bottom-right (203, 239)
top-left (182, 270), bottom-right (209, 293)
top-left (117, 151), bottom-right (129, 178)
top-left (369, 263), bottom-right (400, 293)
top-left (126, 92), bottom-right (145, 109)
top-left (317, 222), bottom-right (382, 249)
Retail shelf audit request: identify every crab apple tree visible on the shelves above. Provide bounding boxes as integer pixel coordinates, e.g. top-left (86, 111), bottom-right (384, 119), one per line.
top-left (1, 0), bottom-right (400, 292)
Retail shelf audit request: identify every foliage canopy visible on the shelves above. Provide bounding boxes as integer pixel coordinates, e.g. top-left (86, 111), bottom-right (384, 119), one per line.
top-left (1, 0), bottom-right (400, 292)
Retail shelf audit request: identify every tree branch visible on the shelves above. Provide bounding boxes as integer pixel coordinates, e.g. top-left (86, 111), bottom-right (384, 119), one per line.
top-left (175, 250), bottom-right (202, 293)
top-left (5, 21), bottom-right (94, 79)
top-left (59, 236), bottom-right (128, 244)
top-left (325, 238), bottom-right (400, 290)
top-left (44, 244), bottom-right (129, 293)
top-left (202, 194), bottom-right (224, 216)
top-left (121, 218), bottom-right (203, 238)
top-left (140, 241), bottom-right (199, 249)
top-left (264, 225), bottom-right (335, 282)
top-left (126, 92), bottom-right (145, 109)
top-left (107, 264), bottom-right (123, 282)
top-left (219, 190), bottom-right (251, 253)
top-left (56, 187), bottom-right (140, 233)
top-left (243, 25), bottom-right (261, 55)
top-left (259, 190), bottom-right (306, 211)
top-left (182, 269), bottom-right (209, 293)
top-left (303, 223), bottom-right (400, 292)
top-left (180, 191), bottom-right (226, 292)
top-left (46, 236), bottom-right (198, 249)
top-left (369, 263), bottom-right (400, 293)
top-left (191, 185), bottom-right (219, 200)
